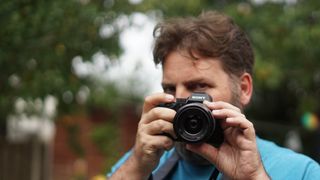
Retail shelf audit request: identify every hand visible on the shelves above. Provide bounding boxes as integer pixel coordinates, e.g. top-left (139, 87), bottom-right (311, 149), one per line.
top-left (122, 93), bottom-right (177, 179)
top-left (186, 101), bottom-right (269, 180)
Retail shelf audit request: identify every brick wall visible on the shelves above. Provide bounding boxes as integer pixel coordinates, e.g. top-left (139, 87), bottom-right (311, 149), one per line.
top-left (53, 105), bottom-right (140, 180)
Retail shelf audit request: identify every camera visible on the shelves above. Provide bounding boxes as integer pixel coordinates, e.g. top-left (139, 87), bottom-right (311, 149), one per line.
top-left (158, 92), bottom-right (224, 147)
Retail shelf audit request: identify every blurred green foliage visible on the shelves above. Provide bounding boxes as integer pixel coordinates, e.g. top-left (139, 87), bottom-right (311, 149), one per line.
top-left (228, 1), bottom-right (320, 124)
top-left (1, 0), bottom-right (320, 172)
top-left (90, 120), bottom-right (121, 170)
top-left (2, 0), bottom-right (319, 129)
top-left (0, 0), bottom-right (122, 131)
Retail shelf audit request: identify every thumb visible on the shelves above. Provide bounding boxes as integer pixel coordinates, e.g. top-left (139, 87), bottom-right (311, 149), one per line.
top-left (186, 143), bottom-right (219, 165)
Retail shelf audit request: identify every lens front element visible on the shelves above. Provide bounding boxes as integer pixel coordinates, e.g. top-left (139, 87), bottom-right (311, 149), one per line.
top-left (185, 115), bottom-right (203, 134)
top-left (174, 103), bottom-right (215, 143)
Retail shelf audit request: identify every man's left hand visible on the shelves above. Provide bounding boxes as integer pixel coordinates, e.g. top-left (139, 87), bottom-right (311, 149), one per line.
top-left (186, 101), bottom-right (270, 180)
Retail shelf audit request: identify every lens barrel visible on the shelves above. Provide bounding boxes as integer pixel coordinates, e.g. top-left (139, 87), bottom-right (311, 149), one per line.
top-left (173, 103), bottom-right (216, 144)
top-left (157, 92), bottom-right (224, 147)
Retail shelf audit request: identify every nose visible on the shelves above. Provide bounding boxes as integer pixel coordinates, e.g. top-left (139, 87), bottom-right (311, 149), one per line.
top-left (175, 85), bottom-right (191, 99)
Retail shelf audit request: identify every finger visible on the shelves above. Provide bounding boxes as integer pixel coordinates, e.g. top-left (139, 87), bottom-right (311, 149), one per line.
top-left (218, 119), bottom-right (229, 130)
top-left (204, 101), bottom-right (241, 113)
top-left (141, 107), bottom-right (176, 124)
top-left (225, 117), bottom-right (255, 140)
top-left (144, 119), bottom-right (177, 139)
top-left (211, 108), bottom-right (245, 120)
top-left (143, 93), bottom-right (174, 114)
top-left (142, 135), bottom-right (175, 151)
top-left (186, 143), bottom-right (219, 165)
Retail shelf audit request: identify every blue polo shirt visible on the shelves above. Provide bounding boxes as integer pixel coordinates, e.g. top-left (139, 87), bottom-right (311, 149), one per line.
top-left (108, 137), bottom-right (320, 179)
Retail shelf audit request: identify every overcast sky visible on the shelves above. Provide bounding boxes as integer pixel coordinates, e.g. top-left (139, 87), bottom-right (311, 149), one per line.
top-left (73, 12), bottom-right (163, 97)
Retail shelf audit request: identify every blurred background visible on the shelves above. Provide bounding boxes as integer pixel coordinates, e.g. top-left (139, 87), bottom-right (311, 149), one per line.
top-left (0, 0), bottom-right (319, 179)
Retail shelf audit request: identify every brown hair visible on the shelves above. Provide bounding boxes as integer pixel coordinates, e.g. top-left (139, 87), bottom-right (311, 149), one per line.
top-left (153, 11), bottom-right (254, 76)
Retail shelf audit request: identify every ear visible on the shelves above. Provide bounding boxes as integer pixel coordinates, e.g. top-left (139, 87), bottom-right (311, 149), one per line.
top-left (240, 72), bottom-right (253, 106)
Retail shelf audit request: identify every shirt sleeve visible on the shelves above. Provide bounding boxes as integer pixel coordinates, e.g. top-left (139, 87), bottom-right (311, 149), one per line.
top-left (257, 137), bottom-right (320, 180)
top-left (302, 160), bottom-right (320, 180)
top-left (106, 149), bottom-right (175, 178)
top-left (106, 150), bottom-right (132, 178)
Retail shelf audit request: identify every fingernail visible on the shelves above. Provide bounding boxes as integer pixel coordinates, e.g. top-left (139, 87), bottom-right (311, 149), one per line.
top-left (212, 110), bottom-right (220, 114)
top-left (204, 100), bottom-right (213, 106)
top-left (165, 94), bottom-right (174, 100)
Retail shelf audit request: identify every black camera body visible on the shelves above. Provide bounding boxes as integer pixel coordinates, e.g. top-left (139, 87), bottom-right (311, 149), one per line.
top-left (158, 92), bottom-right (224, 147)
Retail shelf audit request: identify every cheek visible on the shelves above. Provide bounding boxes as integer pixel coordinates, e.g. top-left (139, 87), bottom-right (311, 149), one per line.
top-left (207, 85), bottom-right (234, 102)
top-left (207, 90), bottom-right (231, 102)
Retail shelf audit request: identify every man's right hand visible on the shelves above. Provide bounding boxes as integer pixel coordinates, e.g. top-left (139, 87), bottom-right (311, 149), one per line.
top-left (109, 93), bottom-right (176, 180)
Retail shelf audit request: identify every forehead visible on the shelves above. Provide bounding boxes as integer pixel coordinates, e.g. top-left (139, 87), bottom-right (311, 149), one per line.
top-left (162, 51), bottom-right (228, 83)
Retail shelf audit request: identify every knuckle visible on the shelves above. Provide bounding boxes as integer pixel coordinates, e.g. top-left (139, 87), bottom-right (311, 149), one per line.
top-left (151, 108), bottom-right (162, 118)
top-left (138, 136), bottom-right (146, 147)
top-left (143, 146), bottom-right (154, 156)
top-left (240, 113), bottom-right (246, 118)
top-left (140, 135), bottom-right (151, 146)
top-left (144, 95), bottom-right (152, 104)
top-left (163, 138), bottom-right (173, 149)
top-left (155, 120), bottom-right (164, 129)
top-left (247, 121), bottom-right (254, 128)
top-left (138, 117), bottom-right (145, 126)
top-left (138, 124), bottom-right (146, 132)
top-left (138, 124), bottom-right (149, 136)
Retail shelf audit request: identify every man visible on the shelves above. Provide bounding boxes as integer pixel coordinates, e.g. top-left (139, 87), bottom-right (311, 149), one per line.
top-left (108, 11), bottom-right (320, 179)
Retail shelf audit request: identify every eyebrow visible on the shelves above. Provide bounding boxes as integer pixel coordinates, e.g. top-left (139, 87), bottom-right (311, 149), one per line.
top-left (161, 77), bottom-right (208, 87)
top-left (161, 82), bottom-right (174, 88)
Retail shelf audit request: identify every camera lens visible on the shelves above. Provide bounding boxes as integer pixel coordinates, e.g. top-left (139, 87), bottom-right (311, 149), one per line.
top-left (184, 115), bottom-right (203, 134)
top-left (173, 103), bottom-right (215, 143)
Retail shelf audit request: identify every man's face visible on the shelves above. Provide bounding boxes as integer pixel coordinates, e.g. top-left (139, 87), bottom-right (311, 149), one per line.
top-left (162, 50), bottom-right (242, 165)
top-left (162, 50), bottom-right (238, 105)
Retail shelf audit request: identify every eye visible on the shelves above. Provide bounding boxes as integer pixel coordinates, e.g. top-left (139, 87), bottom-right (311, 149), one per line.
top-left (163, 85), bottom-right (176, 95)
top-left (188, 83), bottom-right (209, 92)
top-left (197, 83), bottom-right (208, 89)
